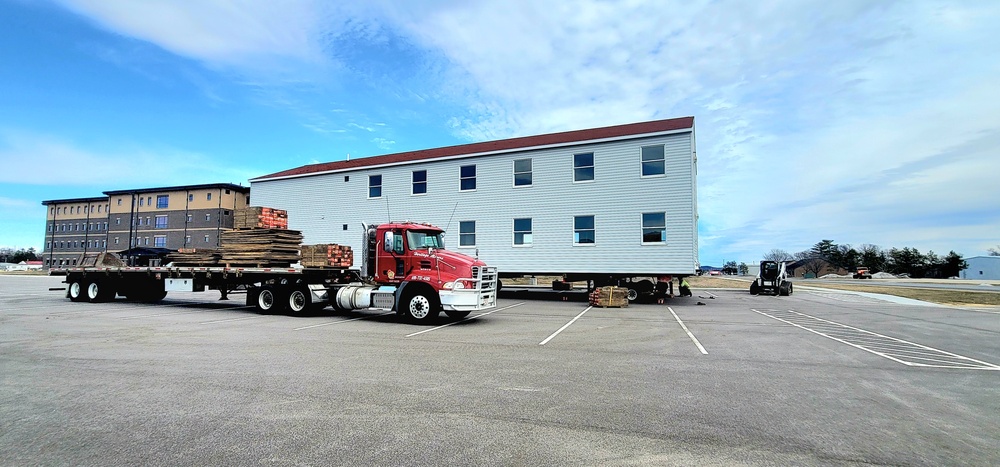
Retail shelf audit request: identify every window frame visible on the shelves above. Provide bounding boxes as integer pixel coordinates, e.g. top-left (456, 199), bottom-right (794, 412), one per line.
top-left (641, 212), bottom-right (667, 245)
top-left (460, 165), bottom-right (477, 191)
top-left (368, 174), bottom-right (383, 199)
top-left (156, 195), bottom-right (169, 209)
top-left (573, 152), bottom-right (595, 183)
top-left (640, 144), bottom-right (666, 178)
top-left (458, 220), bottom-right (476, 248)
top-left (153, 235), bottom-right (167, 248)
top-left (412, 170), bottom-right (427, 196)
top-left (154, 215), bottom-right (168, 229)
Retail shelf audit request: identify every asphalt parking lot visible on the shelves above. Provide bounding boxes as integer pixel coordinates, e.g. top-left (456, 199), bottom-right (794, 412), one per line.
top-left (2, 275), bottom-right (999, 466)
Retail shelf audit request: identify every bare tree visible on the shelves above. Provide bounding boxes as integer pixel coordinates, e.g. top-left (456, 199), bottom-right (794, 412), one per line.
top-left (762, 249), bottom-right (793, 262)
top-left (802, 258), bottom-right (826, 277)
top-left (989, 245), bottom-right (1000, 256)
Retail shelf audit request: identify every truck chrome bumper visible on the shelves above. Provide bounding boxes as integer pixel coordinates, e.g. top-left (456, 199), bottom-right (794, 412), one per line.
top-left (440, 266), bottom-right (498, 311)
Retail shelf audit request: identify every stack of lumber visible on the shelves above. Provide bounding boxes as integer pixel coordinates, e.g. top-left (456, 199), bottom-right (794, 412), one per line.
top-left (589, 286), bottom-right (629, 308)
top-left (300, 244), bottom-right (354, 268)
top-left (220, 229), bottom-right (303, 266)
top-left (166, 248), bottom-right (221, 266)
top-left (235, 206), bottom-right (288, 230)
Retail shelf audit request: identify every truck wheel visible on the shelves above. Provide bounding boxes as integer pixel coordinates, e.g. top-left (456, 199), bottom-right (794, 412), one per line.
top-left (445, 310), bottom-right (471, 320)
top-left (287, 288), bottom-right (310, 315)
top-left (68, 280), bottom-right (86, 302)
top-left (256, 287), bottom-right (279, 313)
top-left (86, 280), bottom-right (115, 303)
top-left (401, 288), bottom-right (439, 323)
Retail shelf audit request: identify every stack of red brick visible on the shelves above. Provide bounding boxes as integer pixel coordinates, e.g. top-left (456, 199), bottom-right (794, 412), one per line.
top-left (235, 206), bottom-right (288, 229)
top-left (300, 243), bottom-right (354, 268)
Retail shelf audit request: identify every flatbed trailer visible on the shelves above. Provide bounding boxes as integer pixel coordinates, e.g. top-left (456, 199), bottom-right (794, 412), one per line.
top-left (53, 264), bottom-right (358, 314)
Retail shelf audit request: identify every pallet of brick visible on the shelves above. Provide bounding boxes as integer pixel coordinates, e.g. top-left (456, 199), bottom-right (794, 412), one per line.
top-left (589, 286), bottom-right (628, 308)
top-left (166, 248), bottom-right (221, 266)
top-left (220, 228), bottom-right (302, 266)
top-left (300, 244), bottom-right (354, 268)
top-left (234, 206), bottom-right (289, 230)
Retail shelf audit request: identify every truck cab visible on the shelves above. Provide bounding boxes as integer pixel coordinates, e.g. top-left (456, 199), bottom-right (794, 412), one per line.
top-left (343, 222), bottom-right (498, 321)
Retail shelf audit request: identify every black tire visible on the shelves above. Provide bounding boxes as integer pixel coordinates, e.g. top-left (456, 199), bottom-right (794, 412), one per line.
top-left (634, 279), bottom-right (655, 296)
top-left (68, 280), bottom-right (86, 302)
top-left (749, 282), bottom-right (760, 295)
top-left (445, 310), bottom-right (471, 320)
top-left (255, 286), bottom-right (279, 313)
top-left (626, 288), bottom-right (639, 301)
top-left (86, 280), bottom-right (116, 303)
top-left (287, 288), bottom-right (310, 315)
top-left (778, 282), bottom-right (790, 296)
top-left (400, 286), bottom-right (440, 323)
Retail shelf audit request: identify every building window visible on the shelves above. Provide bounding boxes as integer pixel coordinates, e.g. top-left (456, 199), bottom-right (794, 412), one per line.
top-left (147, 197), bottom-right (152, 206)
top-left (206, 213), bottom-right (211, 221)
top-left (117, 198), bottom-right (122, 206)
top-left (459, 221), bottom-right (476, 247)
top-left (369, 175), bottom-right (382, 198)
top-left (412, 170), bottom-right (427, 195)
top-left (225, 189), bottom-right (231, 194)
top-left (574, 215), bottom-right (595, 245)
top-left (574, 153), bottom-right (595, 182)
top-left (344, 176), bottom-right (349, 182)
top-left (641, 145), bottom-right (665, 177)
top-left (642, 212), bottom-right (666, 244)
top-left (204, 235), bottom-right (210, 243)
top-left (138, 197), bottom-right (144, 207)
top-left (187, 214), bottom-right (192, 222)
top-left (116, 217), bottom-right (121, 225)
top-left (185, 236), bottom-right (191, 245)
top-left (154, 236), bottom-right (167, 248)
top-left (155, 215), bottom-right (168, 229)
top-left (514, 159), bottom-right (532, 187)
top-left (513, 218), bottom-right (532, 246)
top-left (188, 194), bottom-right (194, 202)
top-left (114, 237), bottom-right (119, 245)
top-left (156, 195), bottom-right (168, 209)
top-left (207, 192), bottom-right (212, 201)
top-left (460, 165), bottom-right (476, 191)
top-left (343, 224), bottom-right (348, 231)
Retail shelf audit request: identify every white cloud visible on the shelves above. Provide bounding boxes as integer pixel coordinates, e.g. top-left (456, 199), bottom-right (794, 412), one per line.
top-left (0, 129), bottom-right (257, 187)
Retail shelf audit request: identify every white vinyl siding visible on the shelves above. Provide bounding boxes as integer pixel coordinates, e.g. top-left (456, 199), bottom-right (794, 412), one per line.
top-left (250, 128), bottom-right (697, 275)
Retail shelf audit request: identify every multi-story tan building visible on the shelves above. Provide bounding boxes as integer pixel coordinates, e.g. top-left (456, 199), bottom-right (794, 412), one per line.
top-left (42, 183), bottom-right (250, 268)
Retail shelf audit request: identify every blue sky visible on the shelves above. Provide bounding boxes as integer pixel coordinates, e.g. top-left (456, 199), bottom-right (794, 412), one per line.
top-left (1, 0), bottom-right (998, 267)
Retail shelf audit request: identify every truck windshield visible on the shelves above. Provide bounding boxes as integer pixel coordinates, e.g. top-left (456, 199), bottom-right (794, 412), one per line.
top-left (406, 230), bottom-right (445, 250)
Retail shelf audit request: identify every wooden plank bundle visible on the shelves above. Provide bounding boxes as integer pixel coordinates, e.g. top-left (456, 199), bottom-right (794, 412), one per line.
top-left (299, 244), bottom-right (354, 268)
top-left (220, 229), bottom-right (303, 266)
top-left (166, 248), bottom-right (221, 266)
top-left (589, 286), bottom-right (629, 308)
top-left (234, 206), bottom-right (288, 230)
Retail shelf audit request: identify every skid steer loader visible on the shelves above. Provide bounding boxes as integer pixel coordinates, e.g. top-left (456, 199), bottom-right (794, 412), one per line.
top-left (750, 260), bottom-right (793, 296)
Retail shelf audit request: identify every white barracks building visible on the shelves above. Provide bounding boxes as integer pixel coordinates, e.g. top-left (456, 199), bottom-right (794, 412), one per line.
top-left (250, 117), bottom-right (698, 282)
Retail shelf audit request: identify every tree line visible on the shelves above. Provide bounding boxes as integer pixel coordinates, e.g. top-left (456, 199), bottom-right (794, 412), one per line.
top-left (761, 240), bottom-right (968, 279)
top-left (0, 247), bottom-right (39, 264)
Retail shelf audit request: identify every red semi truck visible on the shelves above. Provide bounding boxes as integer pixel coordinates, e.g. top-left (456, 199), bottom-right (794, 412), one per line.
top-left (55, 222), bottom-right (498, 322)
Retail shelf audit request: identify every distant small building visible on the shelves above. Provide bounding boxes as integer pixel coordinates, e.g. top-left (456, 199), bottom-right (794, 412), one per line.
top-left (961, 256), bottom-right (1000, 280)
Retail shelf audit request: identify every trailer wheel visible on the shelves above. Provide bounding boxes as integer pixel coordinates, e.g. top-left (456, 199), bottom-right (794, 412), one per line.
top-left (287, 288), bottom-right (310, 315)
top-left (626, 288), bottom-right (639, 301)
top-left (86, 280), bottom-right (115, 303)
top-left (68, 280), bottom-right (86, 302)
top-left (401, 286), bottom-right (439, 323)
top-left (256, 287), bottom-right (279, 313)
top-left (445, 310), bottom-right (471, 320)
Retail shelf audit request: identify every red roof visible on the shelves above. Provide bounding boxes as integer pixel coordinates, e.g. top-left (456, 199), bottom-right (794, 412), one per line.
top-left (252, 116), bottom-right (693, 181)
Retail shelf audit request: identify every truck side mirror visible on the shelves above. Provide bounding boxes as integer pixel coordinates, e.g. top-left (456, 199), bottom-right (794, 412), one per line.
top-left (383, 231), bottom-right (393, 252)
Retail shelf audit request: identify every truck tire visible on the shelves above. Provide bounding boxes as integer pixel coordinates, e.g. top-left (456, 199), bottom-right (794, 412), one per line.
top-left (445, 310), bottom-right (471, 320)
top-left (287, 288), bottom-right (310, 315)
top-left (68, 280), bottom-right (86, 302)
top-left (86, 280), bottom-right (116, 303)
top-left (626, 288), bottom-right (639, 301)
top-left (401, 286), bottom-right (440, 323)
top-left (255, 286), bottom-right (279, 313)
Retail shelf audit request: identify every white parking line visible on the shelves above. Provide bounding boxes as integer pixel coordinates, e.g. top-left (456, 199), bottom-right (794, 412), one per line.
top-left (752, 308), bottom-right (1000, 370)
top-left (406, 302), bottom-right (525, 338)
top-left (669, 306), bottom-right (708, 354)
top-left (294, 311), bottom-right (396, 330)
top-left (200, 316), bottom-right (262, 325)
top-left (539, 306), bottom-right (591, 345)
